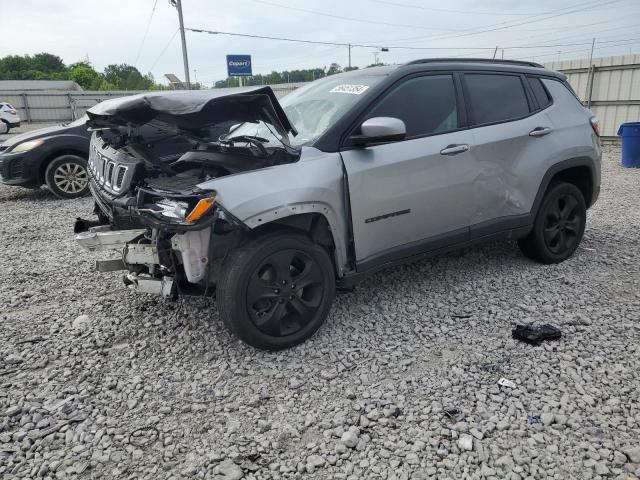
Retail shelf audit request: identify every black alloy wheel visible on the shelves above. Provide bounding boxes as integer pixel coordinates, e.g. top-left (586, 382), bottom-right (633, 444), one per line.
top-left (217, 232), bottom-right (335, 349)
top-left (518, 181), bottom-right (586, 264)
top-left (247, 249), bottom-right (325, 336)
top-left (542, 193), bottom-right (582, 255)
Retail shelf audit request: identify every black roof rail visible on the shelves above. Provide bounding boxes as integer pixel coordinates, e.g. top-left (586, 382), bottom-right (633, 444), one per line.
top-left (404, 58), bottom-right (544, 68)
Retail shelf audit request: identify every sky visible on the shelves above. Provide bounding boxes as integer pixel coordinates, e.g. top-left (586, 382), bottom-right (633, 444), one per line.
top-left (2, 0), bottom-right (640, 86)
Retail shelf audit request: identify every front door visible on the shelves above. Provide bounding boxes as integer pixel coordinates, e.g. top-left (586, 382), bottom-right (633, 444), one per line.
top-left (340, 74), bottom-right (477, 269)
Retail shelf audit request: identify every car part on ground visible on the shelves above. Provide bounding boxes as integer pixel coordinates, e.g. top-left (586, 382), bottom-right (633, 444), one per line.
top-left (76, 59), bottom-right (602, 349)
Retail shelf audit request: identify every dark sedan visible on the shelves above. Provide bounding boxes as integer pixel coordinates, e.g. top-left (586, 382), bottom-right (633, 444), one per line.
top-left (0, 116), bottom-right (92, 198)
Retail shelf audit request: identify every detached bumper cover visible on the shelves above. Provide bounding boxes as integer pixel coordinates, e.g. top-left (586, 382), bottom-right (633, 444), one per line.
top-left (75, 226), bottom-right (146, 252)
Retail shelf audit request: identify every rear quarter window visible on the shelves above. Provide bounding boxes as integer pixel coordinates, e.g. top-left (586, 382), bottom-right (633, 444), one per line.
top-left (464, 73), bottom-right (531, 125)
top-left (528, 77), bottom-right (552, 109)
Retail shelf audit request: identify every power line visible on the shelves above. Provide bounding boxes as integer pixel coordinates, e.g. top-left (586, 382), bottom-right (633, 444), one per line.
top-left (247, 0), bottom-right (458, 32)
top-left (424, 0), bottom-right (627, 42)
top-left (149, 28), bottom-right (179, 72)
top-left (187, 27), bottom-right (640, 52)
top-left (134, 0), bottom-right (159, 68)
top-left (368, 0), bottom-right (540, 16)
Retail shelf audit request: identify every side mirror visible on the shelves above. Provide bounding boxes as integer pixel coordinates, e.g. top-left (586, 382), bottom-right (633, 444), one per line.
top-left (351, 117), bottom-right (406, 146)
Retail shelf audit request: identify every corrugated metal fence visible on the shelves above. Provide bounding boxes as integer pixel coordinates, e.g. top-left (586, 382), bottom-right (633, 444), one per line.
top-left (0, 83), bottom-right (301, 123)
top-left (545, 54), bottom-right (640, 139)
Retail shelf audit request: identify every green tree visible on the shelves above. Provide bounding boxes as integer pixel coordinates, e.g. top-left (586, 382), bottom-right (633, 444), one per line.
top-left (104, 64), bottom-right (154, 90)
top-left (68, 62), bottom-right (101, 90)
top-left (326, 63), bottom-right (342, 75)
top-left (31, 53), bottom-right (66, 74)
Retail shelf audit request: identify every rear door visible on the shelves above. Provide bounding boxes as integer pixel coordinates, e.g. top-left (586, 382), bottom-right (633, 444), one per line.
top-left (461, 72), bottom-right (557, 234)
top-left (341, 73), bottom-right (477, 268)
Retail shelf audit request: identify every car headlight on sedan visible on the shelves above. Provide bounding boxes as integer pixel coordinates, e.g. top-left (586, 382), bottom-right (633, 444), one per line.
top-left (10, 139), bottom-right (44, 153)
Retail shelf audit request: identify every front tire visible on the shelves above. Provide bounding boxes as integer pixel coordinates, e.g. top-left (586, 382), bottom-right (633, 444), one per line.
top-left (217, 232), bottom-right (336, 350)
top-left (518, 182), bottom-right (586, 264)
top-left (45, 154), bottom-right (89, 199)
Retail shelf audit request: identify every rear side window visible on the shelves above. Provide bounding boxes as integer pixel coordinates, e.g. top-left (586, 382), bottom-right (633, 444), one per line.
top-left (465, 74), bottom-right (530, 125)
top-left (528, 77), bottom-right (552, 109)
top-left (366, 75), bottom-right (458, 138)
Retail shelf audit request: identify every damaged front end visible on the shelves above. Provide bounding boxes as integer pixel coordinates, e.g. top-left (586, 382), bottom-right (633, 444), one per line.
top-left (75, 86), bottom-right (297, 297)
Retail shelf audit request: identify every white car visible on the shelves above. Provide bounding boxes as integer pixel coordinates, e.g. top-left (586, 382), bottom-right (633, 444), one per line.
top-left (0, 103), bottom-right (21, 132)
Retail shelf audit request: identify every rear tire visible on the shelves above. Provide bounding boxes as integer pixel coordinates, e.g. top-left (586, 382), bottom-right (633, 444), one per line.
top-left (216, 232), bottom-right (335, 350)
top-left (1, 120), bottom-right (9, 133)
top-left (518, 182), bottom-right (586, 264)
top-left (45, 154), bottom-right (89, 199)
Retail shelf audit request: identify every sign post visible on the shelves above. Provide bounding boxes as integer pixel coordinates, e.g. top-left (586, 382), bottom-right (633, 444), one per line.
top-left (226, 55), bottom-right (252, 87)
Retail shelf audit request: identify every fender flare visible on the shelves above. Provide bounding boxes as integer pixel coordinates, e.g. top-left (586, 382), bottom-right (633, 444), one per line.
top-left (530, 156), bottom-right (597, 216)
top-left (241, 202), bottom-right (349, 277)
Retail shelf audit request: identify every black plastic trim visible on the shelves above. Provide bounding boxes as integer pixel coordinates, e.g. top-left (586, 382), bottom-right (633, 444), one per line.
top-left (340, 224), bottom-right (531, 288)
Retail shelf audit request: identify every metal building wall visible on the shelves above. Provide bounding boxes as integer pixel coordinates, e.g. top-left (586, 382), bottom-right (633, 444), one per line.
top-left (545, 54), bottom-right (640, 139)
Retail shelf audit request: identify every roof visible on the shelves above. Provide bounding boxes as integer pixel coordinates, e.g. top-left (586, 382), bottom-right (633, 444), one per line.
top-left (0, 80), bottom-right (83, 91)
top-left (398, 58), bottom-right (565, 79)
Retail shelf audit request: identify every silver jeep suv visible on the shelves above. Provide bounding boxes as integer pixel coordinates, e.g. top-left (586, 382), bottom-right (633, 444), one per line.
top-left (75, 59), bottom-right (601, 349)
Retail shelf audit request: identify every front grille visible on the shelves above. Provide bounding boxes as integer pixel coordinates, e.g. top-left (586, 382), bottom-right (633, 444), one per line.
top-left (115, 166), bottom-right (127, 189)
top-left (0, 145), bottom-right (8, 153)
top-left (88, 140), bottom-right (131, 194)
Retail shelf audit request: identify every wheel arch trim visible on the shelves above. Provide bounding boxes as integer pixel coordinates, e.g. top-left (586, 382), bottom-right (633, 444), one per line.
top-left (239, 203), bottom-right (348, 277)
top-left (531, 156), bottom-right (598, 216)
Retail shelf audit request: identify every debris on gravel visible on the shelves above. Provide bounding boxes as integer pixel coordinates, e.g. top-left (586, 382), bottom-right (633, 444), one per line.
top-left (0, 145), bottom-right (639, 478)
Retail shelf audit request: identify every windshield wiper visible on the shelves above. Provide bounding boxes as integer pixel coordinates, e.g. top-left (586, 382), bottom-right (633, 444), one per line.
top-left (222, 134), bottom-right (270, 144)
top-left (219, 135), bottom-right (269, 157)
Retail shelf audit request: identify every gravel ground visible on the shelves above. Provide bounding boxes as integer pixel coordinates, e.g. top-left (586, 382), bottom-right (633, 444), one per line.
top-left (0, 144), bottom-right (639, 480)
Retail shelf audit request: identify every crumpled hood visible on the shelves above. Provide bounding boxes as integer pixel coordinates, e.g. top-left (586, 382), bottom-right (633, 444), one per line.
top-left (86, 86), bottom-right (296, 137)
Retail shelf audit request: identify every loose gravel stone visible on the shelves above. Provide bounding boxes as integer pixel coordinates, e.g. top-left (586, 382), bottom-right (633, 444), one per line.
top-left (0, 141), bottom-right (638, 478)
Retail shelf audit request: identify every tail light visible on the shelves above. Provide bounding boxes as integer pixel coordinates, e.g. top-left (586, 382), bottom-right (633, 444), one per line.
top-left (590, 116), bottom-right (600, 136)
top-left (7, 109), bottom-right (17, 115)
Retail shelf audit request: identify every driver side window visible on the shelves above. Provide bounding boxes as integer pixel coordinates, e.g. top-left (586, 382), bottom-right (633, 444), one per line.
top-left (366, 75), bottom-right (458, 138)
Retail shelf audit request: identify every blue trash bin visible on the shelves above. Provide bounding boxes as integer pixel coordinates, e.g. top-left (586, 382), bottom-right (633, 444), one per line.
top-left (618, 122), bottom-right (640, 168)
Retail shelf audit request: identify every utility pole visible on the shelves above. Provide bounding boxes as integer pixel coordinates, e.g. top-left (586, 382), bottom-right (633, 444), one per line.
top-left (170, 0), bottom-right (191, 89)
top-left (492, 46), bottom-right (498, 59)
top-left (587, 37), bottom-right (596, 108)
top-left (348, 44), bottom-right (351, 69)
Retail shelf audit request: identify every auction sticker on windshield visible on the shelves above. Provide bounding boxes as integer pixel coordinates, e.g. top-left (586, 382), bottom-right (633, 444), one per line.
top-left (330, 84), bottom-right (370, 95)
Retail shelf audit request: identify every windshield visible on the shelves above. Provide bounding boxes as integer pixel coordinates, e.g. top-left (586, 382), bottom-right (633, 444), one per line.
top-left (63, 115), bottom-right (89, 127)
top-left (228, 74), bottom-right (386, 147)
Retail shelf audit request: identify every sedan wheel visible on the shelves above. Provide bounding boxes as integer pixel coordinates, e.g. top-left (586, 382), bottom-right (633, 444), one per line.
top-left (45, 154), bottom-right (90, 199)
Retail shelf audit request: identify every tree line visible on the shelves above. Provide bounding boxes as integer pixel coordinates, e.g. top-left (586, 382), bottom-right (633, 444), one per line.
top-left (0, 53), bottom-right (163, 91)
top-left (1, 53), bottom-right (383, 90)
top-left (213, 63), bottom-right (361, 88)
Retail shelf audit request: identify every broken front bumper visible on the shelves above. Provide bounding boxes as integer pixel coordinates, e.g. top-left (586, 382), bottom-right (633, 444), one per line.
top-left (75, 225), bottom-right (211, 299)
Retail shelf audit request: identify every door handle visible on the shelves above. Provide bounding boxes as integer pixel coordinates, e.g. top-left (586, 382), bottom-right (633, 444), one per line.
top-left (440, 144), bottom-right (470, 156)
top-left (529, 127), bottom-right (552, 137)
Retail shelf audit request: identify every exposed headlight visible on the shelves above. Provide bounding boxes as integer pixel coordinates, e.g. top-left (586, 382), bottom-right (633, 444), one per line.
top-left (156, 199), bottom-right (189, 220)
top-left (153, 194), bottom-right (217, 224)
top-left (11, 139), bottom-right (44, 153)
